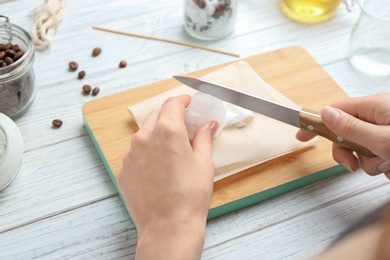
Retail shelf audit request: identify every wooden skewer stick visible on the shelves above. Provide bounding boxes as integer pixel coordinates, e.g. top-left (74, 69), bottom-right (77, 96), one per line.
top-left (92, 26), bottom-right (240, 58)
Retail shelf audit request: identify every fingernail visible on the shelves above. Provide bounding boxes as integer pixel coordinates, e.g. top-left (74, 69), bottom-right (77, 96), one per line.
top-left (378, 162), bottom-right (390, 173)
top-left (322, 106), bottom-right (340, 125)
top-left (210, 121), bottom-right (219, 137)
top-left (341, 162), bottom-right (353, 172)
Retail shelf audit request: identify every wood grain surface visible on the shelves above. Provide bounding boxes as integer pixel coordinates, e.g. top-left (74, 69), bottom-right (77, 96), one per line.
top-left (82, 46), bottom-right (348, 215)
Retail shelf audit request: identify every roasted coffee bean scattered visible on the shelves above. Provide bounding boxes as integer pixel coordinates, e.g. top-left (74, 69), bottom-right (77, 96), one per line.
top-left (52, 119), bottom-right (63, 128)
top-left (68, 61), bottom-right (78, 71)
top-left (82, 84), bottom-right (92, 94)
top-left (78, 70), bottom-right (86, 79)
top-left (119, 60), bottom-right (127, 68)
top-left (92, 47), bottom-right (101, 57)
top-left (92, 87), bottom-right (100, 95)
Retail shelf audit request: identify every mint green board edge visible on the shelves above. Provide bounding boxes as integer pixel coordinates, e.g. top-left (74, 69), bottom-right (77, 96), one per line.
top-left (82, 116), bottom-right (134, 227)
top-left (83, 116), bottom-right (346, 222)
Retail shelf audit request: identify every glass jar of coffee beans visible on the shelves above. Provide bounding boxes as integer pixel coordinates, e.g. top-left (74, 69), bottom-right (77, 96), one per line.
top-left (0, 16), bottom-right (36, 119)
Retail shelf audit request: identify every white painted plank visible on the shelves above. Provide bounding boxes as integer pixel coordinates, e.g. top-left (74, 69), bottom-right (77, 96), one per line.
top-left (0, 136), bottom-right (117, 232)
top-left (202, 183), bottom-right (390, 260)
top-left (203, 171), bottom-right (390, 249)
top-left (0, 197), bottom-right (136, 260)
top-left (1, 172), bottom-right (388, 260)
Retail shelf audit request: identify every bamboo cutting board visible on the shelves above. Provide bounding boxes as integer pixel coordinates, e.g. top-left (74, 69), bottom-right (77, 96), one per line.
top-left (82, 46), bottom-right (348, 219)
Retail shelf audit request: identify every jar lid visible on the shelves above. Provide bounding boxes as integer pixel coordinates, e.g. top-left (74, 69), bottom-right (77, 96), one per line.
top-left (0, 113), bottom-right (23, 191)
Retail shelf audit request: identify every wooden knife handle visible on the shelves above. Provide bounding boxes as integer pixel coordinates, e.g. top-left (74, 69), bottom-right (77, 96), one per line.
top-left (299, 108), bottom-right (375, 157)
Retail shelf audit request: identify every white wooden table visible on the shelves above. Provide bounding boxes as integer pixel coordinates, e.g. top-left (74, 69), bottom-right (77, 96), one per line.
top-left (1, 1), bottom-right (390, 259)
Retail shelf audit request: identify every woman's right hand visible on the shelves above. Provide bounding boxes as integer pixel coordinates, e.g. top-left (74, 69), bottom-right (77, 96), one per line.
top-left (296, 92), bottom-right (390, 179)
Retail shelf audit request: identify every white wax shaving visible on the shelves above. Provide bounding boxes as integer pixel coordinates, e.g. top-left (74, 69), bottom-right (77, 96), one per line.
top-left (223, 103), bottom-right (254, 128)
top-left (184, 92), bottom-right (254, 140)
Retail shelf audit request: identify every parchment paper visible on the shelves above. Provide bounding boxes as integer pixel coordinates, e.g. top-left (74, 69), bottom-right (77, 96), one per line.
top-left (128, 61), bottom-right (318, 181)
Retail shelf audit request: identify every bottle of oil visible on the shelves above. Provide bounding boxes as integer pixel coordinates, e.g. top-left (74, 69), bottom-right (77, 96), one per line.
top-left (281, 0), bottom-right (341, 23)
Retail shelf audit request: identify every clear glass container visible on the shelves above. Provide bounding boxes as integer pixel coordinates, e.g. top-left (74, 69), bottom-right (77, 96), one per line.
top-left (184, 0), bottom-right (238, 40)
top-left (0, 15), bottom-right (36, 118)
top-left (348, 0), bottom-right (390, 76)
top-left (0, 113), bottom-right (23, 192)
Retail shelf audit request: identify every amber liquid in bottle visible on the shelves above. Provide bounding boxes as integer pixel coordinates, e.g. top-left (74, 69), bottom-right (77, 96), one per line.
top-left (281, 0), bottom-right (341, 24)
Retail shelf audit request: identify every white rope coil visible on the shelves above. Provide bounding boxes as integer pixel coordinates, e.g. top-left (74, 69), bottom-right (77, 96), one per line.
top-left (31, 0), bottom-right (66, 50)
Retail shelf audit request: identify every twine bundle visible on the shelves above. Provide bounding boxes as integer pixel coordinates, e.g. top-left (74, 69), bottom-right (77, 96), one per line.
top-left (31, 0), bottom-right (66, 50)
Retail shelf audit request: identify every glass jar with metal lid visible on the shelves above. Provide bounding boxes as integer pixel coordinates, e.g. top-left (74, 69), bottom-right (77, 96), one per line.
top-left (0, 15), bottom-right (36, 119)
top-left (0, 113), bottom-right (23, 191)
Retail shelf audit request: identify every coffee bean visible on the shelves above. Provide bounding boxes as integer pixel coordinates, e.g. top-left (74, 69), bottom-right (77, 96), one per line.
top-left (0, 61), bottom-right (7, 67)
top-left (5, 44), bottom-right (12, 50)
top-left (82, 84), bottom-right (91, 94)
top-left (6, 49), bottom-right (15, 58)
top-left (92, 87), bottom-right (100, 95)
top-left (78, 70), bottom-right (86, 79)
top-left (52, 119), bottom-right (63, 128)
top-left (5, 57), bottom-right (14, 65)
top-left (214, 4), bottom-right (227, 17)
top-left (12, 44), bottom-right (20, 52)
top-left (0, 51), bottom-right (5, 60)
top-left (68, 61), bottom-right (78, 71)
top-left (194, 0), bottom-right (206, 8)
top-left (14, 51), bottom-right (25, 61)
top-left (92, 47), bottom-right (101, 57)
top-left (119, 60), bottom-right (127, 68)
top-left (0, 44), bottom-right (5, 51)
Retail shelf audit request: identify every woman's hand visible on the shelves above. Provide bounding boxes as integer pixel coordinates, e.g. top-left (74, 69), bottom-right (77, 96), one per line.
top-left (117, 95), bottom-right (218, 259)
top-left (296, 93), bottom-right (390, 179)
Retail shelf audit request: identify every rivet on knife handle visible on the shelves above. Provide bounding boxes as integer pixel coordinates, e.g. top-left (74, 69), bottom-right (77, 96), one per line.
top-left (299, 108), bottom-right (375, 157)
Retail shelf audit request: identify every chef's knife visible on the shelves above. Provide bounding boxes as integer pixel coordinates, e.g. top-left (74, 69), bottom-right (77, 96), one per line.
top-left (173, 76), bottom-right (374, 157)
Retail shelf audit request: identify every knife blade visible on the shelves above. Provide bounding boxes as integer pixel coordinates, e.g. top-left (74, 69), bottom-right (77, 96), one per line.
top-left (173, 75), bottom-right (374, 157)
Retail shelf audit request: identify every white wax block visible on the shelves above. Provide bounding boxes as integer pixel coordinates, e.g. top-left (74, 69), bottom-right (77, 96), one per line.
top-left (184, 92), bottom-right (226, 140)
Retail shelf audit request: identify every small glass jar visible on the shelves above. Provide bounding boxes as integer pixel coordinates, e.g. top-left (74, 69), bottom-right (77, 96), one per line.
top-left (184, 0), bottom-right (238, 41)
top-left (0, 15), bottom-right (36, 119)
top-left (0, 113), bottom-right (23, 191)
